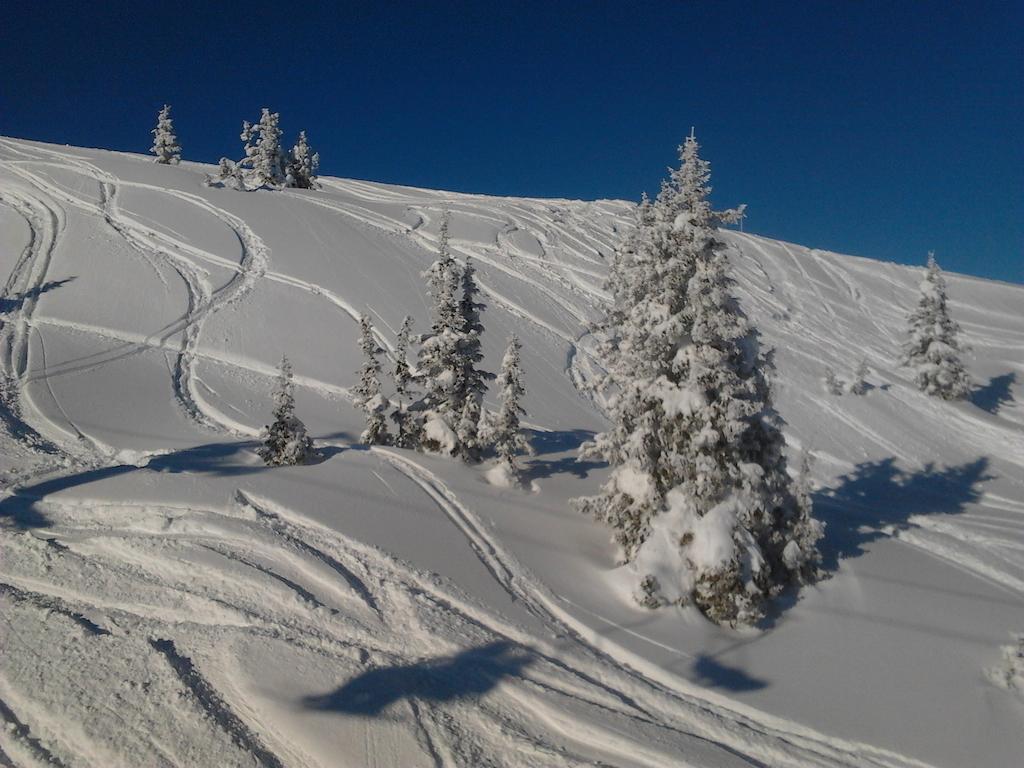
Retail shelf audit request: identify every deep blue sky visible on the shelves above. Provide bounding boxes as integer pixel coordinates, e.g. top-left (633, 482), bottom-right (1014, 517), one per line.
top-left (2, 1), bottom-right (1021, 282)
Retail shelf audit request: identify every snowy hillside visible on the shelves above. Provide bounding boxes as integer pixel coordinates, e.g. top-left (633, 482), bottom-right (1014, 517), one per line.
top-left (1, 136), bottom-right (1022, 767)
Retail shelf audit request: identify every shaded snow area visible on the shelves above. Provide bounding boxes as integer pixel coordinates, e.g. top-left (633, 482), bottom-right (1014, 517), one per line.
top-left (1, 136), bottom-right (1022, 767)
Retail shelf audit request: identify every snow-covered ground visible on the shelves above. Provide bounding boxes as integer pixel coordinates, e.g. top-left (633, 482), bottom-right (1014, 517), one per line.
top-left (1, 136), bottom-right (1022, 767)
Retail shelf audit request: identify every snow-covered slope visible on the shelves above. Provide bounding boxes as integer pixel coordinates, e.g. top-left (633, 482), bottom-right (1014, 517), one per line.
top-left (1, 137), bottom-right (1022, 768)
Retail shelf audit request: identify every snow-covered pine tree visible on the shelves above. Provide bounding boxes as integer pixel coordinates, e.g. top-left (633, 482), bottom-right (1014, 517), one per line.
top-left (390, 315), bottom-right (418, 448)
top-left (904, 253), bottom-right (971, 400)
top-left (286, 131), bottom-right (320, 189)
top-left (848, 359), bottom-right (870, 395)
top-left (576, 132), bottom-right (821, 626)
top-left (453, 257), bottom-right (491, 461)
top-left (823, 366), bottom-right (844, 395)
top-left (355, 315), bottom-right (389, 445)
top-left (150, 105), bottom-right (181, 165)
top-left (258, 356), bottom-right (315, 466)
top-left (414, 210), bottom-right (464, 454)
top-left (577, 132), bottom-right (743, 560)
top-left (484, 335), bottom-right (532, 476)
top-left (240, 109), bottom-right (287, 187)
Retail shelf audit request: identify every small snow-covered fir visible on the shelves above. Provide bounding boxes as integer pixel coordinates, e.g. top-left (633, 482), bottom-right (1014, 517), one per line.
top-left (481, 335), bottom-right (532, 479)
top-left (286, 131), bottom-right (320, 189)
top-left (258, 356), bottom-right (315, 466)
top-left (904, 252), bottom-right (971, 399)
top-left (355, 315), bottom-right (389, 445)
top-left (150, 105), bottom-right (181, 165)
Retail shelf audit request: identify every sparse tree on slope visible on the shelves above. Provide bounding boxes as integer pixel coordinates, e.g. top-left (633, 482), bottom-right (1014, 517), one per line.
top-left (823, 366), bottom-right (844, 395)
top-left (286, 131), bottom-right (320, 189)
top-left (904, 253), bottom-right (971, 400)
top-left (355, 315), bottom-right (389, 445)
top-left (259, 356), bottom-right (314, 466)
top-left (150, 105), bottom-right (181, 165)
top-left (848, 359), bottom-right (870, 395)
top-left (483, 335), bottom-right (532, 474)
top-left (576, 132), bottom-right (821, 626)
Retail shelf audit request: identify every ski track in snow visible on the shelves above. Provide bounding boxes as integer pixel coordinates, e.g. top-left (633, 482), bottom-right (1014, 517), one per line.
top-left (0, 480), bottom-right (933, 768)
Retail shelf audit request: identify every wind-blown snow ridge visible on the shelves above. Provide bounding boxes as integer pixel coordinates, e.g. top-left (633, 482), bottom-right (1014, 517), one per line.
top-left (1, 136), bottom-right (1022, 767)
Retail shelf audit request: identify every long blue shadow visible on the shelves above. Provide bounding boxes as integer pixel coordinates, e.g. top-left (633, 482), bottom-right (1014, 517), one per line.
top-left (814, 456), bottom-right (991, 572)
top-left (0, 434), bottom-right (353, 531)
top-left (971, 372), bottom-right (1016, 414)
top-left (691, 654), bottom-right (768, 692)
top-left (301, 641), bottom-right (533, 716)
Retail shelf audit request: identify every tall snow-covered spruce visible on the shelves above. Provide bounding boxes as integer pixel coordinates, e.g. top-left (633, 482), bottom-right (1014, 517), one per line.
top-left (355, 315), bottom-right (389, 445)
top-left (576, 132), bottom-right (823, 626)
top-left (904, 253), bottom-right (971, 399)
top-left (150, 105), bottom-right (181, 165)
top-left (415, 210), bottom-right (465, 455)
top-left (259, 356), bottom-right (315, 466)
top-left (483, 335), bottom-right (532, 478)
top-left (454, 257), bottom-right (491, 461)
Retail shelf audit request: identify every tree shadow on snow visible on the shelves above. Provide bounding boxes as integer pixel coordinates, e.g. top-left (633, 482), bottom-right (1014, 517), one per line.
top-left (691, 654), bottom-right (768, 692)
top-left (521, 429), bottom-right (606, 482)
top-left (300, 640), bottom-right (533, 716)
top-left (970, 372), bottom-right (1017, 415)
top-left (0, 434), bottom-right (356, 531)
top-left (527, 429), bottom-right (595, 456)
top-left (813, 456), bottom-right (992, 573)
top-left (0, 277), bottom-right (76, 313)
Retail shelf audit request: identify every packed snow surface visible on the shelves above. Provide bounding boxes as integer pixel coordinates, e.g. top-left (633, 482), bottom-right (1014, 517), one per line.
top-left (1, 137), bottom-right (1022, 767)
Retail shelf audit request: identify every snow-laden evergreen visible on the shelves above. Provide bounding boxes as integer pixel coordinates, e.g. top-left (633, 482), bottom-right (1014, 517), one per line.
top-left (415, 211), bottom-right (464, 453)
top-left (242, 108), bottom-right (287, 187)
top-left (904, 253), bottom-right (971, 400)
top-left (258, 356), bottom-right (314, 465)
top-left (482, 335), bottom-right (532, 476)
top-left (286, 131), bottom-right (320, 189)
top-left (355, 315), bottom-right (389, 445)
top-left (848, 359), bottom-right (870, 395)
top-left (150, 105), bottom-right (181, 165)
top-left (577, 133), bottom-right (822, 625)
top-left (576, 133), bottom-right (745, 560)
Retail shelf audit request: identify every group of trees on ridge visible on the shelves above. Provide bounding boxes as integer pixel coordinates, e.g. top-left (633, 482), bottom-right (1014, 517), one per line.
top-left (151, 104), bottom-right (976, 626)
top-left (150, 104), bottom-right (319, 190)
